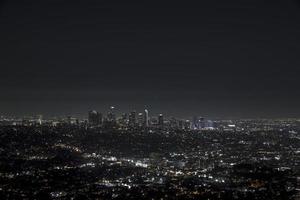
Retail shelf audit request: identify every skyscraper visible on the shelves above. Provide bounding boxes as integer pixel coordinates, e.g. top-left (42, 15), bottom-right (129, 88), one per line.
top-left (129, 111), bottom-right (136, 127)
top-left (158, 114), bottom-right (164, 129)
top-left (192, 116), bottom-right (199, 130)
top-left (107, 106), bottom-right (116, 122)
top-left (184, 120), bottom-right (191, 130)
top-left (138, 112), bottom-right (143, 127)
top-left (144, 109), bottom-right (149, 127)
top-left (88, 110), bottom-right (102, 126)
top-left (170, 117), bottom-right (178, 129)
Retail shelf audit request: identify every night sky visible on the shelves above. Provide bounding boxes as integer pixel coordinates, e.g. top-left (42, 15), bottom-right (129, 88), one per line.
top-left (0, 0), bottom-right (300, 119)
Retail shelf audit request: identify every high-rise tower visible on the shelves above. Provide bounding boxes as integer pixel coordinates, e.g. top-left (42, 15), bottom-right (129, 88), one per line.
top-left (158, 114), bottom-right (164, 129)
top-left (88, 110), bottom-right (102, 126)
top-left (107, 106), bottom-right (116, 122)
top-left (129, 111), bottom-right (136, 127)
top-left (144, 109), bottom-right (149, 127)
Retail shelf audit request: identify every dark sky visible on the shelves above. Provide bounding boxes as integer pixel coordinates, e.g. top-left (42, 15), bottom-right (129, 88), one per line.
top-left (0, 0), bottom-right (300, 119)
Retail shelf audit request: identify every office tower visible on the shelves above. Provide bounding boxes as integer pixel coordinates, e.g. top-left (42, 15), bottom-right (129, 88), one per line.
top-left (97, 113), bottom-right (103, 125)
top-left (170, 117), bottom-right (178, 129)
top-left (158, 114), bottom-right (164, 129)
top-left (88, 110), bottom-right (102, 126)
top-left (192, 116), bottom-right (199, 130)
top-left (138, 112), bottom-right (143, 127)
top-left (144, 109), bottom-right (149, 127)
top-left (199, 117), bottom-right (205, 129)
top-left (150, 117), bottom-right (158, 126)
top-left (107, 106), bottom-right (116, 122)
top-left (129, 111), bottom-right (136, 127)
top-left (184, 120), bottom-right (191, 130)
top-left (119, 113), bottom-right (128, 126)
top-left (178, 120), bottom-right (184, 130)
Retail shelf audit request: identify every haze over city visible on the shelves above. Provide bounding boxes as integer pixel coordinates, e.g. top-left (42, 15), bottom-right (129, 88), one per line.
top-left (1, 0), bottom-right (300, 118)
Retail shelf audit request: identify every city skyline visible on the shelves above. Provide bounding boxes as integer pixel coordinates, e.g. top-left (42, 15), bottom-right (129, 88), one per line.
top-left (1, 105), bottom-right (300, 120)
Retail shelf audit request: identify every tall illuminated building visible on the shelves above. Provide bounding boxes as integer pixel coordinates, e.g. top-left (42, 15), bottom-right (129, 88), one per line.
top-left (88, 110), bottom-right (102, 126)
top-left (158, 114), bottom-right (164, 129)
top-left (129, 111), bottom-right (136, 127)
top-left (138, 112), bottom-right (143, 127)
top-left (184, 120), bottom-right (191, 130)
top-left (170, 117), bottom-right (178, 129)
top-left (144, 109), bottom-right (149, 127)
top-left (192, 116), bottom-right (199, 130)
top-left (107, 106), bottom-right (116, 122)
